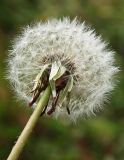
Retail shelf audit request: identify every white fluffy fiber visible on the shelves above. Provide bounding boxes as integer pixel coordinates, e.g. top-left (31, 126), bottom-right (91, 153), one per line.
top-left (7, 18), bottom-right (118, 120)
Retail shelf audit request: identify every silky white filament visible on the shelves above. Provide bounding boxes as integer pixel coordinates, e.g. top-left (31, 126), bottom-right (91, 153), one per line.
top-left (7, 18), bottom-right (119, 121)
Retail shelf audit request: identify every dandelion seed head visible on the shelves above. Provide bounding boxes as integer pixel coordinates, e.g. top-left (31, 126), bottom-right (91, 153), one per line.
top-left (7, 18), bottom-right (119, 121)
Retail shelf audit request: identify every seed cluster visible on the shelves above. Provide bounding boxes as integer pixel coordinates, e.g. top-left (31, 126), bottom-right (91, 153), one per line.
top-left (7, 18), bottom-right (118, 121)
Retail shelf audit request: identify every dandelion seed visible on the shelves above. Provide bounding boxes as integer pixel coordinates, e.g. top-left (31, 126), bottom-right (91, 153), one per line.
top-left (7, 18), bottom-right (119, 121)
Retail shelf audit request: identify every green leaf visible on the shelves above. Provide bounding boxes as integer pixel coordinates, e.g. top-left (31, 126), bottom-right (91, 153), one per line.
top-left (49, 79), bottom-right (56, 97)
top-left (49, 61), bottom-right (60, 81)
top-left (32, 64), bottom-right (49, 92)
top-left (49, 62), bottom-right (60, 97)
top-left (49, 61), bottom-right (66, 97)
top-left (53, 65), bottom-right (66, 81)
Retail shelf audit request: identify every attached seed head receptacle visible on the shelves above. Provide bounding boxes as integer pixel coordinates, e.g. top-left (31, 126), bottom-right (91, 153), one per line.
top-left (29, 61), bottom-right (74, 116)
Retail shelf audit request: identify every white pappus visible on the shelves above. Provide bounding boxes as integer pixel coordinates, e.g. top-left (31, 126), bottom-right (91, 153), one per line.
top-left (7, 18), bottom-right (119, 121)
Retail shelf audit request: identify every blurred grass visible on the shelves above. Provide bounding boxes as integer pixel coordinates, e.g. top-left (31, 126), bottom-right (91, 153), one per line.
top-left (0, 0), bottom-right (124, 160)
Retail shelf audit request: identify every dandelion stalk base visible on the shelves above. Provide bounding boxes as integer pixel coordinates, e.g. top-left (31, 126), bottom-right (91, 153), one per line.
top-left (7, 86), bottom-right (51, 160)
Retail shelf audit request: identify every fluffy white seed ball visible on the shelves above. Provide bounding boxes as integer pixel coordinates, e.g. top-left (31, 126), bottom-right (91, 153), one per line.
top-left (7, 18), bottom-right (118, 121)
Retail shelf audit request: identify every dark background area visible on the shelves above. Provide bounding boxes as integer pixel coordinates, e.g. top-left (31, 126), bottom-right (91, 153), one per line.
top-left (0, 0), bottom-right (124, 159)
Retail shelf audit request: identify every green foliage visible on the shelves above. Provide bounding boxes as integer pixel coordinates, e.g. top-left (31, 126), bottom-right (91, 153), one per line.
top-left (0, 0), bottom-right (124, 159)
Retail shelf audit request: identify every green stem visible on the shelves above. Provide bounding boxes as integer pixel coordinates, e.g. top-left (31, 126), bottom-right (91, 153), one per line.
top-left (7, 86), bottom-right (51, 160)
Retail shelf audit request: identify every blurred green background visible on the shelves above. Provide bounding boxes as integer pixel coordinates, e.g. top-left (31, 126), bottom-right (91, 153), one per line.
top-left (0, 0), bottom-right (124, 160)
